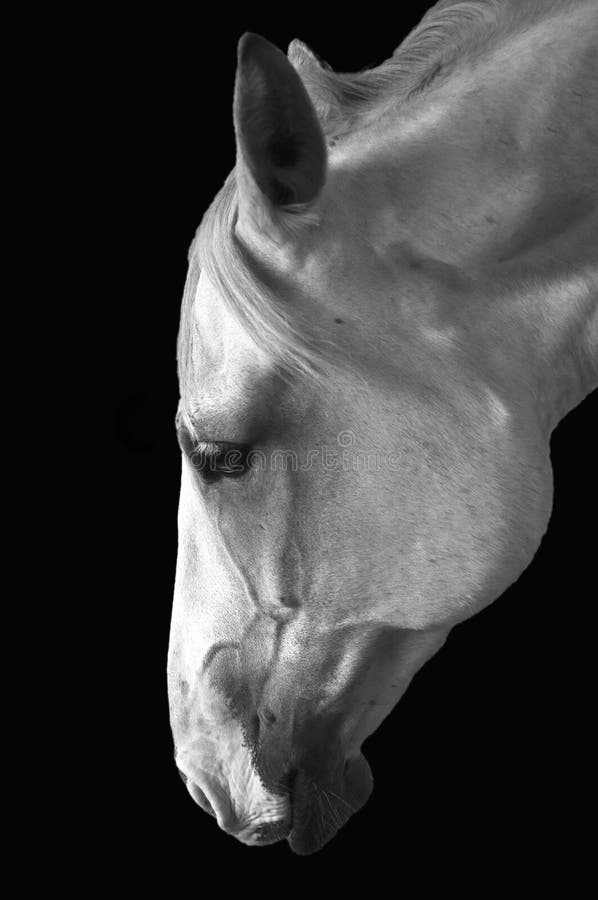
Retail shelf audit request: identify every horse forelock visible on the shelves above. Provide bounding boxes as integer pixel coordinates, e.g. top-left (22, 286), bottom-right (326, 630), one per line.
top-left (176, 172), bottom-right (348, 414)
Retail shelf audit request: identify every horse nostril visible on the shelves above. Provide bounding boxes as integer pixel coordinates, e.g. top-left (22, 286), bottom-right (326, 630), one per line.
top-left (178, 768), bottom-right (217, 817)
top-left (189, 782), bottom-right (217, 817)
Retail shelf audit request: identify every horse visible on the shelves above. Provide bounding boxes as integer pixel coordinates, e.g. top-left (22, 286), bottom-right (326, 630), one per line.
top-left (168, 0), bottom-right (597, 855)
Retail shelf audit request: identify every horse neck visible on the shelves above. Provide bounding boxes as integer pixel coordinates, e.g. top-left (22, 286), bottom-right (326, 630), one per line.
top-left (330, 2), bottom-right (598, 434)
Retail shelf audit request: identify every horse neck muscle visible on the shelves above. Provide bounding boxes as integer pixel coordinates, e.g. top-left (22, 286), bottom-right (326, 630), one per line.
top-left (327, 0), bottom-right (598, 433)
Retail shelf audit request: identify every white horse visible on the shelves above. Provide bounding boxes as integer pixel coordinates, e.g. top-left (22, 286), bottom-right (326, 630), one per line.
top-left (168, 0), bottom-right (597, 854)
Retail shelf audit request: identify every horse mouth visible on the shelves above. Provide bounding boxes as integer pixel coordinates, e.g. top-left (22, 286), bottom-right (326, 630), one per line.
top-left (181, 755), bottom-right (373, 854)
top-left (248, 819), bottom-right (293, 845)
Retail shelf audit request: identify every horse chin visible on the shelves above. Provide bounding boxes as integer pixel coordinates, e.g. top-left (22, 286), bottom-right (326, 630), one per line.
top-left (287, 754), bottom-right (374, 855)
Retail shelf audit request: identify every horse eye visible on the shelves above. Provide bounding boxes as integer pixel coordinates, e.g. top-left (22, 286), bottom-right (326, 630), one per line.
top-left (191, 443), bottom-right (251, 482)
top-left (177, 426), bottom-right (250, 482)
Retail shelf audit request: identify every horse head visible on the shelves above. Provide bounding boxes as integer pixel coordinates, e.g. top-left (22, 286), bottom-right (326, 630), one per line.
top-left (168, 14), bottom-right (597, 854)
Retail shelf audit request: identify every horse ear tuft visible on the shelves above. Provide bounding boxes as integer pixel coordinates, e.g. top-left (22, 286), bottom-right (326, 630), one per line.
top-left (234, 32), bottom-right (327, 209)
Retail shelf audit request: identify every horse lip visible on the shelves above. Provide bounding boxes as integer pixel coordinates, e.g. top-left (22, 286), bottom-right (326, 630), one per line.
top-left (286, 768), bottom-right (344, 854)
top-left (286, 755), bottom-right (374, 854)
top-left (252, 819), bottom-right (293, 844)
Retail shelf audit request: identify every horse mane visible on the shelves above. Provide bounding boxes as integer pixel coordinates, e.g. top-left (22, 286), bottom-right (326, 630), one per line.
top-left (289, 0), bottom-right (583, 138)
top-left (177, 0), bottom-right (585, 401)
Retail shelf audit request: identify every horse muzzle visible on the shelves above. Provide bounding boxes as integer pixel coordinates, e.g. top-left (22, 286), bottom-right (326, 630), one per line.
top-left (178, 751), bottom-right (373, 853)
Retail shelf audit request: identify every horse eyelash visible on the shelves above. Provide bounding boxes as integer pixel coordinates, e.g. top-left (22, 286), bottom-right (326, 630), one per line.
top-left (189, 439), bottom-right (220, 458)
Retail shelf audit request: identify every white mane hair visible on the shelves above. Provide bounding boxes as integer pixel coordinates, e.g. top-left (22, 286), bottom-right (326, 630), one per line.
top-left (176, 0), bottom-right (582, 399)
top-left (289, 0), bottom-right (582, 138)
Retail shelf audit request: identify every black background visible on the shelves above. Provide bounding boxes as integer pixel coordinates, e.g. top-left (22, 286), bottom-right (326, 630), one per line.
top-left (44, 1), bottom-right (596, 887)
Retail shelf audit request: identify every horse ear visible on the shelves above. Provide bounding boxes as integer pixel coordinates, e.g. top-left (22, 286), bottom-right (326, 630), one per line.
top-left (233, 32), bottom-right (327, 211)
